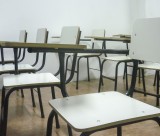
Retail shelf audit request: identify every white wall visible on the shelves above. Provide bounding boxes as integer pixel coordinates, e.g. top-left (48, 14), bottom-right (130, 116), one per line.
top-left (130, 0), bottom-right (146, 25)
top-left (145, 0), bottom-right (160, 18)
top-left (0, 0), bottom-right (131, 83)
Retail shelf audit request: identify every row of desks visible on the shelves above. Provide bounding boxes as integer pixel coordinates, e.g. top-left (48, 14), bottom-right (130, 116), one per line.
top-left (1, 36), bottom-right (159, 136)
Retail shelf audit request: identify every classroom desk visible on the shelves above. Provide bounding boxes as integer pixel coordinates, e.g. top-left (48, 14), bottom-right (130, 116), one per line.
top-left (47, 91), bottom-right (160, 136)
top-left (85, 36), bottom-right (131, 52)
top-left (0, 41), bottom-right (129, 136)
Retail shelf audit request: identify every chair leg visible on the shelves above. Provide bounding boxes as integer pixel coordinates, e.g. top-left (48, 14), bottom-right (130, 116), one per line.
top-left (156, 71), bottom-right (159, 107)
top-left (51, 86), bottom-right (60, 129)
top-left (76, 57), bottom-right (81, 90)
top-left (97, 56), bottom-right (103, 86)
top-left (30, 88), bottom-right (36, 107)
top-left (67, 125), bottom-right (73, 136)
top-left (141, 69), bottom-right (147, 96)
top-left (51, 86), bottom-right (56, 99)
top-left (125, 62), bottom-right (128, 90)
top-left (117, 126), bottom-right (122, 136)
top-left (98, 60), bottom-right (106, 92)
top-left (20, 89), bottom-right (24, 98)
top-left (87, 57), bottom-right (90, 82)
top-left (46, 110), bottom-right (55, 136)
top-left (123, 64), bottom-right (126, 80)
top-left (138, 68), bottom-right (141, 84)
top-left (1, 86), bottom-right (5, 109)
top-left (115, 62), bottom-right (121, 91)
top-left (65, 55), bottom-right (71, 79)
top-left (153, 71), bottom-right (157, 86)
top-left (37, 87), bottom-right (44, 118)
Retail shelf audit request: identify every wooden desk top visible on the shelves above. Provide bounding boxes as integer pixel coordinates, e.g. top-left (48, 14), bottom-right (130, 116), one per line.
top-left (51, 36), bottom-right (92, 41)
top-left (0, 41), bottom-right (129, 55)
top-left (85, 36), bottom-right (130, 42)
top-left (0, 41), bottom-right (86, 49)
top-left (51, 36), bottom-right (60, 38)
top-left (49, 91), bottom-right (160, 132)
top-left (113, 34), bottom-right (131, 38)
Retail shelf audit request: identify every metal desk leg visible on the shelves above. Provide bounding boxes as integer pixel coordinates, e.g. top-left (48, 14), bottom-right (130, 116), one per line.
top-left (13, 48), bottom-right (19, 74)
top-left (80, 132), bottom-right (90, 136)
top-left (126, 60), bottom-right (138, 97)
top-left (0, 47), bottom-right (5, 65)
top-left (58, 52), bottom-right (68, 97)
top-left (156, 71), bottom-right (159, 106)
top-left (1, 87), bottom-right (19, 136)
top-left (117, 126), bottom-right (122, 136)
top-left (46, 110), bottom-right (55, 136)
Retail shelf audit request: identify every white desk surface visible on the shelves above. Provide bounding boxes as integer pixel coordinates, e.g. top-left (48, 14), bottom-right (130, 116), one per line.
top-left (0, 41), bottom-right (86, 49)
top-left (84, 36), bottom-right (130, 42)
top-left (49, 91), bottom-right (160, 132)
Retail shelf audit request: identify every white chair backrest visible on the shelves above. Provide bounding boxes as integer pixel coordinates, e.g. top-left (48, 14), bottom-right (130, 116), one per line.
top-left (92, 29), bottom-right (105, 37)
top-left (130, 17), bottom-right (160, 63)
top-left (60, 26), bottom-right (80, 44)
top-left (19, 30), bottom-right (27, 42)
top-left (91, 29), bottom-right (105, 49)
top-left (36, 28), bottom-right (48, 43)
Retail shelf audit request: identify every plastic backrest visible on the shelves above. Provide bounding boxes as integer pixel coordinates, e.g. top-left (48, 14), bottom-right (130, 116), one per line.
top-left (92, 29), bottom-right (105, 37)
top-left (36, 28), bottom-right (48, 43)
top-left (91, 29), bottom-right (105, 49)
top-left (60, 26), bottom-right (80, 44)
top-left (130, 17), bottom-right (160, 63)
top-left (19, 30), bottom-right (27, 42)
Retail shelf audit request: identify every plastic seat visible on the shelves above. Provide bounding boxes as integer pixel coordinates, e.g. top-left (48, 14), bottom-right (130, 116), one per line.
top-left (66, 29), bottom-right (105, 89)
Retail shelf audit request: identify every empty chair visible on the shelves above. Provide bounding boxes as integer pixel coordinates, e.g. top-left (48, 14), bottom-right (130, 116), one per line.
top-left (53, 26), bottom-right (81, 76)
top-left (66, 29), bottom-right (105, 89)
top-left (98, 53), bottom-right (132, 92)
top-left (0, 28), bottom-right (49, 75)
top-left (0, 28), bottom-right (48, 117)
top-left (1, 26), bottom-right (81, 136)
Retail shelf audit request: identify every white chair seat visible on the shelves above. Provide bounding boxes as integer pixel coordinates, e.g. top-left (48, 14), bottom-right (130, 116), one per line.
top-left (0, 64), bottom-right (35, 72)
top-left (3, 73), bottom-right (60, 88)
top-left (101, 56), bottom-right (132, 61)
top-left (138, 63), bottom-right (160, 70)
top-left (1, 58), bottom-right (14, 62)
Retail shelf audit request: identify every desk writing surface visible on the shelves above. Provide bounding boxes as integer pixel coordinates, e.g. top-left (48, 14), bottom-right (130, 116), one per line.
top-left (85, 36), bottom-right (130, 42)
top-left (113, 34), bottom-right (131, 38)
top-left (130, 17), bottom-right (160, 63)
top-left (0, 42), bottom-right (86, 49)
top-left (49, 91), bottom-right (160, 132)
